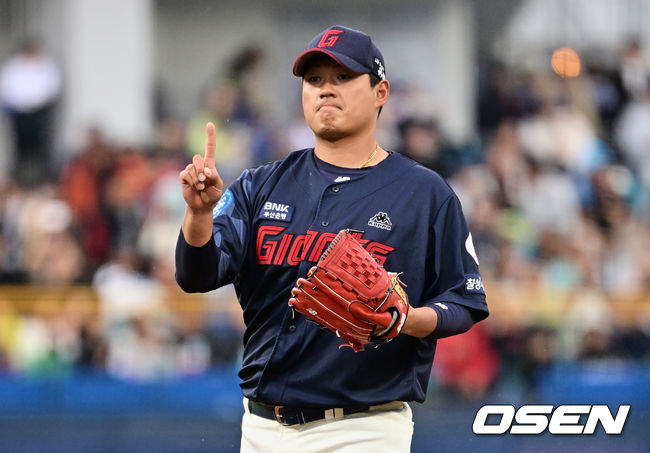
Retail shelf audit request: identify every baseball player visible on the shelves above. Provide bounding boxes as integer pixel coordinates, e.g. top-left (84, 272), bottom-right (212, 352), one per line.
top-left (176, 25), bottom-right (489, 452)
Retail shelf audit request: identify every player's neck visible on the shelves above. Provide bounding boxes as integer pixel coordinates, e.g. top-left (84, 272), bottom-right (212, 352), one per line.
top-left (314, 133), bottom-right (386, 169)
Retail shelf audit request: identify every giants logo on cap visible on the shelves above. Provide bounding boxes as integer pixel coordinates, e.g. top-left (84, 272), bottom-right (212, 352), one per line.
top-left (318, 29), bottom-right (343, 48)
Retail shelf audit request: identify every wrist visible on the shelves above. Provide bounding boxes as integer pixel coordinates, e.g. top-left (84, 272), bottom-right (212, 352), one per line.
top-left (187, 205), bottom-right (215, 217)
top-left (182, 206), bottom-right (215, 247)
top-left (401, 306), bottom-right (438, 338)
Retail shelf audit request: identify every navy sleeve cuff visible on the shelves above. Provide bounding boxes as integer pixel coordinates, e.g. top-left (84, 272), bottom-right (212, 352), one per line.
top-left (429, 301), bottom-right (475, 339)
top-left (174, 228), bottom-right (219, 293)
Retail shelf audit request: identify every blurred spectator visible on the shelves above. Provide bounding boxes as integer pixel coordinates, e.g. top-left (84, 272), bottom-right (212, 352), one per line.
top-left (613, 321), bottom-right (650, 361)
top-left (286, 106), bottom-right (315, 152)
top-left (0, 39), bottom-right (61, 186)
top-left (518, 100), bottom-right (609, 185)
top-left (186, 80), bottom-right (252, 185)
top-left (227, 45), bottom-right (268, 125)
top-left (92, 249), bottom-right (174, 380)
top-left (564, 288), bottom-right (615, 358)
top-left (585, 165), bottom-right (648, 294)
top-left (137, 120), bottom-right (188, 290)
top-left (397, 117), bottom-right (461, 178)
top-left (103, 147), bottom-right (153, 252)
top-left (0, 183), bottom-right (86, 285)
top-left (206, 315), bottom-right (243, 365)
top-left (478, 60), bottom-right (511, 135)
top-left (0, 221), bottom-right (28, 284)
top-left (614, 38), bottom-right (649, 105)
top-left (615, 87), bottom-right (650, 196)
top-left (433, 323), bottom-right (500, 400)
top-left (589, 165), bottom-right (637, 234)
top-left (493, 239), bottom-right (537, 283)
top-left (74, 314), bottom-right (108, 372)
top-left (585, 65), bottom-right (622, 139)
top-left (0, 183), bottom-right (30, 280)
top-left (60, 127), bottom-right (114, 272)
top-left (136, 160), bottom-right (185, 276)
top-left (517, 156), bottom-right (581, 237)
top-left (174, 310), bottom-right (216, 373)
top-left (578, 329), bottom-right (617, 361)
top-left (227, 45), bottom-right (276, 164)
top-left (21, 196), bottom-right (86, 285)
top-left (6, 297), bottom-right (89, 377)
top-left (536, 230), bottom-right (582, 290)
top-left (567, 214), bottom-right (606, 287)
top-left (485, 120), bottom-right (527, 208)
top-left (521, 325), bottom-right (556, 392)
top-left (478, 62), bottom-right (540, 137)
top-left (106, 315), bottom-right (177, 380)
top-left (152, 119), bottom-right (188, 163)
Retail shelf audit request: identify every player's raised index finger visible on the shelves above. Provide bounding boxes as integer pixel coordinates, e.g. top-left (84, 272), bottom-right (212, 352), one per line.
top-left (204, 122), bottom-right (216, 167)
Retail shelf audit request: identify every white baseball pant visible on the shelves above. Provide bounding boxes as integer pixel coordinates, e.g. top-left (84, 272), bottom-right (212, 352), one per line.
top-left (240, 397), bottom-right (413, 453)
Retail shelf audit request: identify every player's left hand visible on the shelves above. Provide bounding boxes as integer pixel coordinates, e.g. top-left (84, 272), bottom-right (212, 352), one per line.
top-left (288, 229), bottom-right (409, 351)
top-left (347, 273), bottom-right (409, 341)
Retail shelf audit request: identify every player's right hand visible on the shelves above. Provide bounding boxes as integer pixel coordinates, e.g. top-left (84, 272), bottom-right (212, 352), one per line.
top-left (179, 122), bottom-right (224, 214)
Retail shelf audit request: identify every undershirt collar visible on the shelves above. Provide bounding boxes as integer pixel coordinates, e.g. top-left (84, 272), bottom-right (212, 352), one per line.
top-left (312, 150), bottom-right (374, 182)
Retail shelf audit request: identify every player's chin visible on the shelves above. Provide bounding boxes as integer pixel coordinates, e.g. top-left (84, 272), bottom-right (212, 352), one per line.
top-left (314, 126), bottom-right (347, 142)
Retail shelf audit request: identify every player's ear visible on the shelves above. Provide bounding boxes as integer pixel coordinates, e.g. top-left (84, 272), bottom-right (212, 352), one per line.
top-left (374, 79), bottom-right (390, 109)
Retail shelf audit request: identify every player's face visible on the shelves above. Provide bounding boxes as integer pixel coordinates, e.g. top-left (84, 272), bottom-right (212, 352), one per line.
top-left (301, 56), bottom-right (384, 142)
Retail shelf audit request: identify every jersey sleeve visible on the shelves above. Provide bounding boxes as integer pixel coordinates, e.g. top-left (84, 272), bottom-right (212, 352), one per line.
top-left (422, 195), bottom-right (489, 322)
top-left (175, 169), bottom-right (253, 292)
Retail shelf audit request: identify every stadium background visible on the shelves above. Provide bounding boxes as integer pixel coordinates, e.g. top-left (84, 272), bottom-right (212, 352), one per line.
top-left (0, 0), bottom-right (649, 451)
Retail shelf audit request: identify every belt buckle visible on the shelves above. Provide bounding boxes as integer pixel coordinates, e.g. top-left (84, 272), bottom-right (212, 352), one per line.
top-left (274, 406), bottom-right (288, 425)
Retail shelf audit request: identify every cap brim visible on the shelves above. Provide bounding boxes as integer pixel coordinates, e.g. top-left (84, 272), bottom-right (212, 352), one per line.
top-left (292, 49), bottom-right (367, 77)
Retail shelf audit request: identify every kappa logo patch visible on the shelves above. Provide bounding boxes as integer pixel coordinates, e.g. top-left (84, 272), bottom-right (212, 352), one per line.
top-left (259, 201), bottom-right (294, 222)
top-left (368, 211), bottom-right (392, 231)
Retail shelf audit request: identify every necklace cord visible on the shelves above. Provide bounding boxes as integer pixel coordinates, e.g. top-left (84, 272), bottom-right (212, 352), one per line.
top-left (360, 144), bottom-right (379, 168)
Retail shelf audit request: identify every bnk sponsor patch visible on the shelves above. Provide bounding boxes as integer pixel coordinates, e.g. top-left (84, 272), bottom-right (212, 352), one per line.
top-left (259, 201), bottom-right (294, 222)
top-left (465, 274), bottom-right (485, 295)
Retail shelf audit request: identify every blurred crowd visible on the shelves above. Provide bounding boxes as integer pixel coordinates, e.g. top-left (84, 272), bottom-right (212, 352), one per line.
top-left (433, 39), bottom-right (650, 399)
top-left (0, 39), bottom-right (649, 400)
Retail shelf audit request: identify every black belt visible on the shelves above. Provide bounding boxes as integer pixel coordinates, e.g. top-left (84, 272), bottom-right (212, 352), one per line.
top-left (248, 400), bottom-right (370, 426)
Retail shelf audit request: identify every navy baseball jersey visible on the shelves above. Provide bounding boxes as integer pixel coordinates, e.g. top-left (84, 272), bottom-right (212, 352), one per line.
top-left (176, 149), bottom-right (489, 407)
